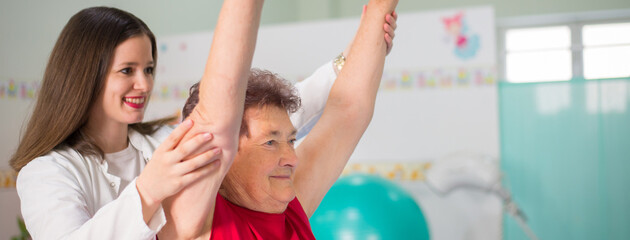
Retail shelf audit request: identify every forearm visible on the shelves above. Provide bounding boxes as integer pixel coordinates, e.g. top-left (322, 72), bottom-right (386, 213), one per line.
top-left (160, 179), bottom-right (222, 240)
top-left (295, 5), bottom-right (397, 138)
top-left (328, 0), bottom-right (397, 126)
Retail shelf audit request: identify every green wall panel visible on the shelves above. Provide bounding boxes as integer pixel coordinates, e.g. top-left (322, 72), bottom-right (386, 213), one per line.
top-left (499, 78), bottom-right (630, 240)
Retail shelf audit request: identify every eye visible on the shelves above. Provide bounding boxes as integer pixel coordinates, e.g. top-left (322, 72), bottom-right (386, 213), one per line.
top-left (264, 140), bottom-right (275, 146)
top-left (288, 138), bottom-right (297, 146)
top-left (144, 66), bottom-right (154, 75)
top-left (120, 68), bottom-right (132, 74)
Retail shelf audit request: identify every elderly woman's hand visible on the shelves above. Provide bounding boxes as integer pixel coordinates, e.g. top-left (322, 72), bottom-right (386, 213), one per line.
top-left (384, 10), bottom-right (397, 55)
top-left (336, 6), bottom-right (398, 75)
top-left (359, 5), bottom-right (398, 55)
top-left (370, 0), bottom-right (400, 53)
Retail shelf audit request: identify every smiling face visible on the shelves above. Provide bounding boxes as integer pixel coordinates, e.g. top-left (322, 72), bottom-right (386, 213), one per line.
top-left (90, 35), bottom-right (154, 126)
top-left (220, 105), bottom-right (299, 213)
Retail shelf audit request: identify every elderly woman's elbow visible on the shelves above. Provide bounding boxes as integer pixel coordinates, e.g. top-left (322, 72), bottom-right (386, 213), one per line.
top-left (350, 105), bottom-right (375, 129)
top-left (329, 99), bottom-right (375, 130)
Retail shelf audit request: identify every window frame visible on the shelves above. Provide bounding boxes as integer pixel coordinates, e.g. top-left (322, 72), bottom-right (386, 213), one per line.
top-left (497, 9), bottom-right (630, 82)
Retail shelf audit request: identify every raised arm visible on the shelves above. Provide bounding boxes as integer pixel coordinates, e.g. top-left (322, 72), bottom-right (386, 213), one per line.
top-left (294, 0), bottom-right (398, 217)
top-left (291, 9), bottom-right (397, 139)
top-left (190, 0), bottom-right (263, 154)
top-left (158, 0), bottom-right (264, 239)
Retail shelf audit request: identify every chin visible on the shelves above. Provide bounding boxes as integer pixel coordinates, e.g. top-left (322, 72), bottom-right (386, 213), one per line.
top-left (278, 191), bottom-right (297, 203)
top-left (126, 116), bottom-right (145, 124)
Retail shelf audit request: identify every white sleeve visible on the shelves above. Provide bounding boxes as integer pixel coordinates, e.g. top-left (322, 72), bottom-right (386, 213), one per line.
top-left (17, 157), bottom-right (165, 240)
top-left (290, 60), bottom-right (336, 140)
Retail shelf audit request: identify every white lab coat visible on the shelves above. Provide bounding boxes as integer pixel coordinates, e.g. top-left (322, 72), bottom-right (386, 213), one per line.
top-left (16, 62), bottom-right (336, 240)
top-left (17, 126), bottom-right (171, 240)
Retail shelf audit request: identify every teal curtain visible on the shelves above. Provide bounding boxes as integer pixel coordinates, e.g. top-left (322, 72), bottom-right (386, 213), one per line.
top-left (499, 78), bottom-right (630, 240)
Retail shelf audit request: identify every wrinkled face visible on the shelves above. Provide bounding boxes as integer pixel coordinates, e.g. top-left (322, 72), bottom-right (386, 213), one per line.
top-left (221, 105), bottom-right (298, 213)
top-left (91, 35), bottom-right (154, 125)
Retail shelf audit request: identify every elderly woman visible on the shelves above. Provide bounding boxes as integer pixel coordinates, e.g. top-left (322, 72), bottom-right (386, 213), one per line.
top-left (159, 0), bottom-right (399, 239)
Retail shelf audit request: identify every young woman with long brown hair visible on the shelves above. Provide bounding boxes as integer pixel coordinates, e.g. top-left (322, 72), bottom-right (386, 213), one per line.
top-left (10, 7), bottom-right (223, 239)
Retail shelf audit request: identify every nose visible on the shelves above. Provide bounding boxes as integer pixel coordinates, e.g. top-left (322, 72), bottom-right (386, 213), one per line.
top-left (279, 143), bottom-right (298, 168)
top-left (134, 72), bottom-right (152, 92)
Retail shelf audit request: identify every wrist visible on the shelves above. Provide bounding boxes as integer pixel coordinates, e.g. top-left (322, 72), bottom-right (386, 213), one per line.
top-left (136, 177), bottom-right (163, 225)
top-left (136, 177), bottom-right (161, 206)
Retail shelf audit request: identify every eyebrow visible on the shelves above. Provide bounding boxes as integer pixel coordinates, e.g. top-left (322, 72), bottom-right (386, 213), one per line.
top-left (117, 61), bottom-right (155, 67)
top-left (268, 129), bottom-right (297, 137)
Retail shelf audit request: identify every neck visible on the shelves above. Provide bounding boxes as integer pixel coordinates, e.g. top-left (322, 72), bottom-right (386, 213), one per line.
top-left (84, 116), bottom-right (129, 153)
top-left (218, 188), bottom-right (289, 214)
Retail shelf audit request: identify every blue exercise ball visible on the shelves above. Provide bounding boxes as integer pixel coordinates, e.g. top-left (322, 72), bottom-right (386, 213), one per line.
top-left (311, 173), bottom-right (430, 240)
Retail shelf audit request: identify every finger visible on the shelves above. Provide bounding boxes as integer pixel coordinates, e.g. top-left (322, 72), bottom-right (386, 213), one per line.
top-left (384, 23), bottom-right (395, 40)
top-left (389, 24), bottom-right (395, 39)
top-left (385, 33), bottom-right (393, 47)
top-left (384, 23), bottom-right (391, 37)
top-left (393, 11), bottom-right (398, 21)
top-left (360, 5), bottom-right (366, 21)
top-left (157, 118), bottom-right (193, 152)
top-left (185, 133), bottom-right (218, 160)
top-left (181, 157), bottom-right (221, 186)
top-left (173, 132), bottom-right (214, 160)
top-left (387, 14), bottom-right (398, 30)
top-left (178, 148), bottom-right (222, 175)
top-left (385, 33), bottom-right (393, 54)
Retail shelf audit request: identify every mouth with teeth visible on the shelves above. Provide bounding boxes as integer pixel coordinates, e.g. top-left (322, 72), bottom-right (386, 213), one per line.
top-left (123, 96), bottom-right (146, 109)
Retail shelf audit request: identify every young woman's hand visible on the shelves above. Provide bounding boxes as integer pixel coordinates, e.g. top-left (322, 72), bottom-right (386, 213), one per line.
top-left (136, 119), bottom-right (222, 223)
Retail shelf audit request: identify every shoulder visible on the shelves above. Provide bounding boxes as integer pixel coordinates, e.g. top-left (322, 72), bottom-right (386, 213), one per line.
top-left (19, 147), bottom-right (90, 178)
top-left (128, 124), bottom-right (174, 155)
top-left (286, 197), bottom-right (309, 221)
top-left (154, 124), bottom-right (175, 137)
top-left (287, 197), bottom-right (305, 213)
top-left (150, 125), bottom-right (175, 144)
top-left (286, 197), bottom-right (316, 239)
top-left (128, 124), bottom-right (174, 141)
top-left (147, 124), bottom-right (175, 142)
top-left (213, 194), bottom-right (234, 217)
top-left (210, 194), bottom-right (241, 239)
top-left (17, 147), bottom-right (93, 195)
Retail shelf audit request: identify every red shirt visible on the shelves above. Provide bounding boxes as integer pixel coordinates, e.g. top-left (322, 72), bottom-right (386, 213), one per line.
top-left (210, 194), bottom-right (316, 240)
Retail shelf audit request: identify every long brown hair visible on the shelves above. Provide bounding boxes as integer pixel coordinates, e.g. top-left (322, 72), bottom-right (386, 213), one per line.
top-left (10, 7), bottom-right (173, 172)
